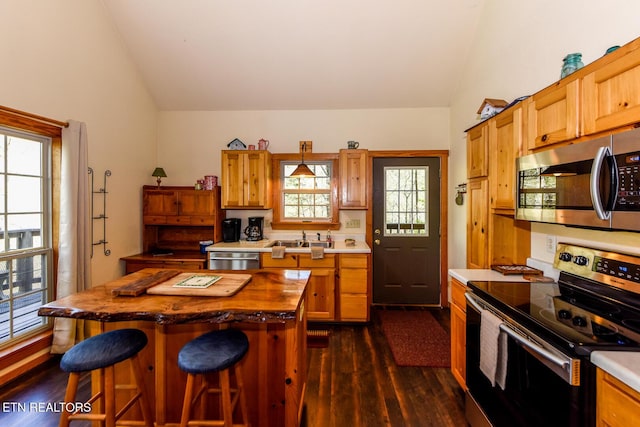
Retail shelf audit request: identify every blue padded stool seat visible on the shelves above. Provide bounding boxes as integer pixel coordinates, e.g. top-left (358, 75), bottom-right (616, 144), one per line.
top-left (60, 328), bottom-right (148, 373)
top-left (58, 328), bottom-right (153, 427)
top-left (178, 328), bottom-right (250, 427)
top-left (178, 328), bottom-right (249, 374)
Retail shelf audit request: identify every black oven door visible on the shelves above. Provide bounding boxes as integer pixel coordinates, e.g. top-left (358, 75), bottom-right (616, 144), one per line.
top-left (465, 294), bottom-right (596, 427)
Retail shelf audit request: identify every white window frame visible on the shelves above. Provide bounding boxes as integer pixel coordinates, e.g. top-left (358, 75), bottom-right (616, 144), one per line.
top-left (0, 126), bottom-right (53, 348)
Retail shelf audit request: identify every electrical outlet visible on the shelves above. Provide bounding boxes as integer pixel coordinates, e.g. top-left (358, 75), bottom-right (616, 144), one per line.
top-left (345, 219), bottom-right (360, 228)
top-left (545, 235), bottom-right (557, 254)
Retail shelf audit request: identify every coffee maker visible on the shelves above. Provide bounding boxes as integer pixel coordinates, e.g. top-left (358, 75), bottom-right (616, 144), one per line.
top-left (221, 218), bottom-right (241, 242)
top-left (244, 216), bottom-right (264, 241)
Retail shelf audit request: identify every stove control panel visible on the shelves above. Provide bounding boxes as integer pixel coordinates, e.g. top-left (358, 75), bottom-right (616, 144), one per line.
top-left (554, 243), bottom-right (640, 295)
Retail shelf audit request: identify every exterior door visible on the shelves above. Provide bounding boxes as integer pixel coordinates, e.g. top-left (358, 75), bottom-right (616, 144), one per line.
top-left (372, 157), bottom-right (441, 304)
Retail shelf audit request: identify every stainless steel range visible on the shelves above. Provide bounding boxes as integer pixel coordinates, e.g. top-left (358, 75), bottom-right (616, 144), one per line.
top-left (464, 243), bottom-right (640, 427)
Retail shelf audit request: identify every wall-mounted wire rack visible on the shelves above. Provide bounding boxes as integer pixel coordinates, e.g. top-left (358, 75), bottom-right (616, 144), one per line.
top-left (89, 167), bottom-right (111, 257)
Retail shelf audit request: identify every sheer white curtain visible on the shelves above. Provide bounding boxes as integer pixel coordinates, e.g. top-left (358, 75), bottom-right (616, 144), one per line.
top-left (51, 120), bottom-right (92, 354)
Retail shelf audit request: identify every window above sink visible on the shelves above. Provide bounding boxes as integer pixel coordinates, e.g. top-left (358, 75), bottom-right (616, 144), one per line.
top-left (271, 153), bottom-right (340, 231)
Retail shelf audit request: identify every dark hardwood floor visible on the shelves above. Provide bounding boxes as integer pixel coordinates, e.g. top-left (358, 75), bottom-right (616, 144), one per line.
top-left (0, 356), bottom-right (92, 427)
top-left (0, 307), bottom-right (466, 427)
top-left (304, 307), bottom-right (466, 427)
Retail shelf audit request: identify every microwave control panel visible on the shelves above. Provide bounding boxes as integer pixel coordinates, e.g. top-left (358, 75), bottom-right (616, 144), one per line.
top-left (615, 150), bottom-right (640, 208)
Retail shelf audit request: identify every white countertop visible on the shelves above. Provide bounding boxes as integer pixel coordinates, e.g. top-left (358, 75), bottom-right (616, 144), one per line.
top-left (591, 351), bottom-right (640, 393)
top-left (206, 239), bottom-right (371, 254)
top-left (448, 268), bottom-right (525, 284)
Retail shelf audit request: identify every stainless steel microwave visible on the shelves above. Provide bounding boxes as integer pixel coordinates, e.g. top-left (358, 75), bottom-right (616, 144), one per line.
top-left (516, 127), bottom-right (640, 231)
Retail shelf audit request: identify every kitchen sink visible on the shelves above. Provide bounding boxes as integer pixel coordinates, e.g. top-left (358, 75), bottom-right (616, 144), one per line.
top-left (268, 240), bottom-right (334, 249)
top-left (269, 240), bottom-right (305, 248)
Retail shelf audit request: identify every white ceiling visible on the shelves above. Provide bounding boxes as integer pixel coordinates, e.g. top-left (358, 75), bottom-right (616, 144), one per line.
top-left (102, 0), bottom-right (485, 111)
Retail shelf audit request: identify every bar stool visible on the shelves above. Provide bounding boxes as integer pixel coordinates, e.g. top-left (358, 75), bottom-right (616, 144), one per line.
top-left (178, 328), bottom-right (250, 427)
top-left (58, 328), bottom-right (153, 427)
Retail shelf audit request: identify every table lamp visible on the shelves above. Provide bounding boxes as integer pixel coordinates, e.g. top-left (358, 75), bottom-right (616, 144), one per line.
top-left (152, 167), bottom-right (167, 187)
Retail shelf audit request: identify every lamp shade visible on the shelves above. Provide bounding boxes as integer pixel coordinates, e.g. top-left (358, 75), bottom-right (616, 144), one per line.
top-left (289, 142), bottom-right (315, 177)
top-left (290, 163), bottom-right (315, 177)
top-left (152, 167), bottom-right (167, 178)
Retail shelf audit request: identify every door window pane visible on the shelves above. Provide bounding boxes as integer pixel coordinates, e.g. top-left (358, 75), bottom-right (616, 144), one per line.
top-left (384, 166), bottom-right (429, 236)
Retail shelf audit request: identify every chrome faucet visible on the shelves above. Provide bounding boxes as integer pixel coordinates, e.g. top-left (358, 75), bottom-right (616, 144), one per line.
top-left (301, 230), bottom-right (306, 243)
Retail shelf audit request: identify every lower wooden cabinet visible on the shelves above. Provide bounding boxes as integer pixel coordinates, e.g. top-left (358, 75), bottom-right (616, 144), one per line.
top-left (338, 254), bottom-right (369, 321)
top-left (262, 253), bottom-right (337, 321)
top-left (450, 278), bottom-right (467, 389)
top-left (261, 252), bottom-right (370, 323)
top-left (305, 268), bottom-right (336, 321)
top-left (597, 368), bottom-right (640, 426)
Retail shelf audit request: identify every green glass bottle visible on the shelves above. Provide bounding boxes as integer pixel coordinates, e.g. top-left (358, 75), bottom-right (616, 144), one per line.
top-left (560, 53), bottom-right (584, 79)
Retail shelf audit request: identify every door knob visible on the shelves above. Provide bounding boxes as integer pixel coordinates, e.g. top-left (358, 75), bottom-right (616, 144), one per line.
top-left (374, 239), bottom-right (381, 245)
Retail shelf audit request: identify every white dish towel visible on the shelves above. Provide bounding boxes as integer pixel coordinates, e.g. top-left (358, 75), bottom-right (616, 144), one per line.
top-left (271, 246), bottom-right (285, 259)
top-left (479, 309), bottom-right (508, 390)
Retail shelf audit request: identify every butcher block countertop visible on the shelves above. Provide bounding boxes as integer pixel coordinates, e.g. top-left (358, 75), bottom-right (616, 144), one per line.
top-left (38, 268), bottom-right (310, 325)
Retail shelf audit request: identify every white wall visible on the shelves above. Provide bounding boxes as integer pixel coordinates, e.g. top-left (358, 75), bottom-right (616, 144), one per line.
top-left (0, 0), bottom-right (158, 285)
top-left (157, 108), bottom-right (450, 236)
top-left (157, 108), bottom-right (449, 183)
top-left (449, 0), bottom-right (640, 267)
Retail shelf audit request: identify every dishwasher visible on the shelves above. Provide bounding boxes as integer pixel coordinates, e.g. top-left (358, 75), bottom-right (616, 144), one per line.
top-left (208, 251), bottom-right (260, 270)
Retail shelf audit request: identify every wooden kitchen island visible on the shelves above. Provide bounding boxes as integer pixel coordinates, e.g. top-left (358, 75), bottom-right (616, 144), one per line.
top-left (38, 268), bottom-right (309, 427)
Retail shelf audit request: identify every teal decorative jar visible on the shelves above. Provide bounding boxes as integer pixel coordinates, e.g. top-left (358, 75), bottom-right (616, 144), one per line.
top-left (560, 53), bottom-right (584, 79)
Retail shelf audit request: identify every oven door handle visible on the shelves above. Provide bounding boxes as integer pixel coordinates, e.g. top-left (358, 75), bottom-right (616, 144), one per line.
top-left (498, 323), bottom-right (569, 370)
top-left (464, 293), bottom-right (570, 370)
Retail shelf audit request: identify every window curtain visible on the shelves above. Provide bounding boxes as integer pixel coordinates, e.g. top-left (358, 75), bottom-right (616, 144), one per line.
top-left (51, 120), bottom-right (92, 354)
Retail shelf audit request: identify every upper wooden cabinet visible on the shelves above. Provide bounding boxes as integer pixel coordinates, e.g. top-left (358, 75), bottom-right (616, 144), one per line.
top-left (339, 149), bottom-right (368, 209)
top-left (221, 150), bottom-right (272, 209)
top-left (467, 122), bottom-right (488, 178)
top-left (489, 105), bottom-right (523, 212)
top-left (525, 79), bottom-right (580, 150)
top-left (583, 46), bottom-right (640, 135)
top-left (143, 186), bottom-right (218, 225)
top-left (141, 185), bottom-right (225, 252)
top-left (466, 178), bottom-right (488, 269)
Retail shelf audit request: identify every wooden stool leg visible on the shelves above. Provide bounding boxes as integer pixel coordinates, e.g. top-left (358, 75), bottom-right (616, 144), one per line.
top-left (59, 372), bottom-right (79, 427)
top-left (234, 365), bottom-right (249, 426)
top-left (104, 365), bottom-right (116, 427)
top-left (219, 369), bottom-right (233, 427)
top-left (130, 353), bottom-right (154, 427)
top-left (180, 373), bottom-right (196, 427)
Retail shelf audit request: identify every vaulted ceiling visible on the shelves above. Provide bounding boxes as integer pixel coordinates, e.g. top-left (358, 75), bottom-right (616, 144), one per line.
top-left (102, 0), bottom-right (485, 111)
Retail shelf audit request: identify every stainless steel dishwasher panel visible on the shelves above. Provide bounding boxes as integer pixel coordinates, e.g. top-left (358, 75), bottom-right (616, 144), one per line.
top-left (208, 251), bottom-right (260, 270)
